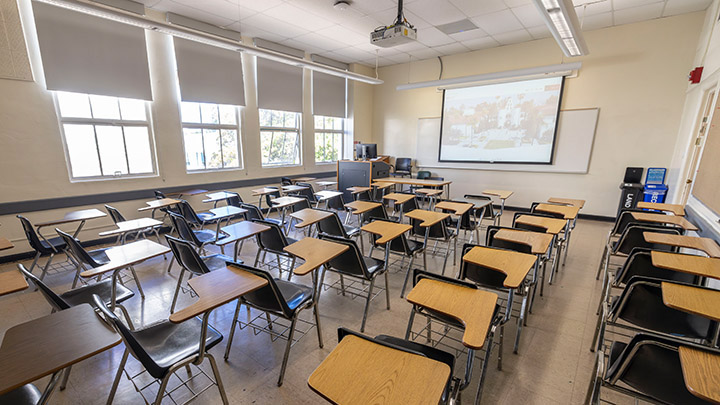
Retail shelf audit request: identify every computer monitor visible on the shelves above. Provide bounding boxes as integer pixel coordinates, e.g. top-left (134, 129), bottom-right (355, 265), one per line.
top-left (355, 143), bottom-right (378, 160)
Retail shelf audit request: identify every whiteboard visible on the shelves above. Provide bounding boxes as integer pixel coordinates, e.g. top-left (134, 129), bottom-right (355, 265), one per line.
top-left (416, 108), bottom-right (599, 173)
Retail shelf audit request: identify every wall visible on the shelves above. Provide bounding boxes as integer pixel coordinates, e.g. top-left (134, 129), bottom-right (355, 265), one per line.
top-left (371, 12), bottom-right (704, 217)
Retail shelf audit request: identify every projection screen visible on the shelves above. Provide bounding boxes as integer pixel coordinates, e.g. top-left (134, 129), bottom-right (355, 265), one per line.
top-left (439, 76), bottom-right (564, 164)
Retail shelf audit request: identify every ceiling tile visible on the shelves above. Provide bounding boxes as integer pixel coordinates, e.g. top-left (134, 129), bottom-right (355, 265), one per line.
top-left (370, 7), bottom-right (432, 29)
top-left (434, 41), bottom-right (471, 55)
top-left (580, 12), bottom-right (613, 30)
top-left (573, 0), bottom-right (612, 16)
top-left (511, 4), bottom-right (546, 27)
top-left (393, 40), bottom-right (431, 52)
top-left (448, 27), bottom-right (489, 41)
top-left (613, 2), bottom-right (664, 25)
top-left (471, 9), bottom-right (524, 35)
top-left (262, 3), bottom-right (335, 31)
top-left (612, 0), bottom-right (663, 11)
top-left (241, 13), bottom-right (310, 38)
top-left (292, 31), bottom-right (346, 52)
top-left (416, 26), bottom-right (455, 46)
top-left (526, 24), bottom-right (551, 39)
top-left (407, 47), bottom-right (442, 60)
top-left (151, 0), bottom-right (236, 27)
top-left (237, 0), bottom-right (285, 13)
top-left (463, 36), bottom-right (500, 50)
top-left (493, 29), bottom-right (533, 45)
top-left (663, 0), bottom-right (713, 17)
top-left (314, 25), bottom-right (369, 46)
top-left (317, 51), bottom-right (355, 64)
top-left (352, 0), bottom-right (400, 16)
top-left (503, 0), bottom-right (532, 7)
top-left (449, 0), bottom-right (508, 17)
top-left (169, 0), bottom-right (253, 21)
top-left (405, 0), bottom-right (466, 25)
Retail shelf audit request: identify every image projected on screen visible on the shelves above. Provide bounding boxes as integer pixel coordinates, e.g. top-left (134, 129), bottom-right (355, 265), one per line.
top-left (439, 76), bottom-right (564, 164)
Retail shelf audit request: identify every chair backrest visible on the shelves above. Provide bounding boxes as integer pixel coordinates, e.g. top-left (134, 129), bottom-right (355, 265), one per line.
top-left (368, 218), bottom-right (413, 254)
top-left (226, 193), bottom-right (243, 208)
top-left (464, 195), bottom-right (495, 219)
top-left (55, 228), bottom-right (103, 268)
top-left (17, 264), bottom-right (70, 311)
top-left (252, 219), bottom-right (290, 253)
top-left (290, 196), bottom-right (312, 212)
top-left (168, 212), bottom-right (202, 247)
top-left (296, 182), bottom-right (317, 202)
top-left (154, 190), bottom-right (166, 199)
top-left (512, 212), bottom-right (555, 233)
top-left (316, 211), bottom-right (348, 238)
top-left (416, 171), bottom-right (431, 180)
top-left (166, 236), bottom-right (212, 276)
top-left (230, 263), bottom-right (295, 318)
top-left (281, 177), bottom-right (293, 186)
top-left (264, 187), bottom-right (281, 207)
top-left (486, 226), bottom-right (533, 254)
top-left (459, 243), bottom-right (508, 289)
top-left (529, 202), bottom-right (565, 219)
top-left (104, 204), bottom-right (126, 224)
top-left (411, 215), bottom-right (447, 240)
top-left (439, 200), bottom-right (474, 230)
top-left (318, 233), bottom-right (372, 279)
top-left (395, 158), bottom-right (412, 173)
top-left (16, 215), bottom-right (52, 254)
top-left (327, 194), bottom-right (345, 209)
top-left (240, 203), bottom-right (265, 221)
top-left (614, 224), bottom-right (682, 255)
top-left (615, 248), bottom-right (698, 285)
top-left (611, 209), bottom-right (648, 236)
top-left (177, 200), bottom-right (203, 225)
top-left (362, 204), bottom-right (388, 224)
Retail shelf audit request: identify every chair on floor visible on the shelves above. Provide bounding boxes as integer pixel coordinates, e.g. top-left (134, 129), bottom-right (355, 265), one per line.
top-left (16, 215), bottom-right (70, 281)
top-left (443, 199), bottom-right (484, 244)
top-left (409, 210), bottom-right (458, 276)
top-left (294, 182), bottom-right (319, 206)
top-left (240, 202), bottom-right (282, 227)
top-left (318, 233), bottom-right (388, 332)
top-left (486, 225), bottom-right (540, 313)
top-left (409, 170), bottom-right (431, 193)
top-left (177, 200), bottom-right (220, 228)
top-left (281, 177), bottom-right (293, 186)
top-left (367, 218), bottom-right (426, 298)
top-left (104, 204), bottom-right (161, 245)
top-left (286, 196), bottom-right (313, 232)
top-left (262, 187), bottom-right (282, 215)
top-left (225, 193), bottom-right (243, 208)
top-left (224, 263), bottom-right (322, 386)
top-left (392, 157), bottom-right (412, 177)
top-left (316, 209), bottom-right (363, 252)
top-left (465, 194), bottom-right (501, 227)
top-left (252, 219), bottom-right (298, 280)
top-left (387, 192), bottom-right (418, 222)
top-left (168, 212), bottom-right (219, 254)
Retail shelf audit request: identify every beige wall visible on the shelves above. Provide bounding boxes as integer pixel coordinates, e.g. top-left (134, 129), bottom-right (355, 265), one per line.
top-left (371, 12), bottom-right (704, 217)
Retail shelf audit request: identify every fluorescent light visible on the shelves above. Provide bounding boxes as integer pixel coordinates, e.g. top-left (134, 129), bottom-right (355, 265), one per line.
top-left (533, 0), bottom-right (588, 57)
top-left (34, 0), bottom-right (384, 85)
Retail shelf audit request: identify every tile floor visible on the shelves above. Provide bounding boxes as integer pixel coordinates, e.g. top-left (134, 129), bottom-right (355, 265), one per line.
top-left (0, 210), bottom-right (613, 404)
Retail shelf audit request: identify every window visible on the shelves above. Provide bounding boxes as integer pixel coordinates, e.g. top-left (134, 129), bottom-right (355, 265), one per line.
top-left (180, 102), bottom-right (242, 171)
top-left (55, 91), bottom-right (156, 180)
top-left (259, 109), bottom-right (301, 167)
top-left (314, 116), bottom-right (345, 163)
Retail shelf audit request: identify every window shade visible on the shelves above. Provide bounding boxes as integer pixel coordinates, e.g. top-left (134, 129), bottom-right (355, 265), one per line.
top-left (174, 38), bottom-right (245, 106)
top-left (31, 1), bottom-right (152, 100)
top-left (313, 72), bottom-right (346, 118)
top-left (256, 57), bottom-right (303, 113)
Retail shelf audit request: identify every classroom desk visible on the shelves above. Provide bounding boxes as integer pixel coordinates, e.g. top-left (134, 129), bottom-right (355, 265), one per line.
top-left (534, 203), bottom-right (580, 220)
top-left (344, 200), bottom-right (381, 225)
top-left (515, 215), bottom-right (567, 234)
top-left (99, 217), bottom-right (163, 244)
top-left (292, 177), bottom-right (316, 184)
top-left (282, 184), bottom-right (309, 194)
top-left (636, 201), bottom-right (686, 216)
top-left (166, 188), bottom-right (208, 198)
top-left (35, 208), bottom-right (107, 240)
top-left (0, 237), bottom-right (13, 251)
top-left (283, 237), bottom-right (349, 277)
top-left (271, 196), bottom-right (304, 228)
top-left (217, 221), bottom-right (271, 262)
top-left (315, 190), bottom-right (344, 208)
top-left (203, 191), bottom-right (237, 207)
top-left (661, 282), bottom-right (720, 322)
top-left (383, 193), bottom-right (416, 222)
top-left (678, 346), bottom-right (720, 404)
top-left (371, 181), bottom-right (394, 200)
top-left (316, 181), bottom-right (337, 190)
top-left (0, 304), bottom-right (121, 398)
top-left (482, 189), bottom-right (514, 218)
top-left (630, 212), bottom-right (698, 231)
top-left (252, 187), bottom-right (280, 210)
top-left (405, 209), bottom-right (449, 228)
top-left (547, 197), bottom-right (586, 208)
top-left (361, 220), bottom-right (413, 296)
top-left (494, 228), bottom-right (556, 295)
top-left (0, 269), bottom-right (28, 296)
top-left (643, 232), bottom-right (720, 258)
top-left (346, 186), bottom-right (372, 200)
top-left (308, 334), bottom-right (450, 405)
top-left (374, 177), bottom-right (452, 199)
top-left (138, 197), bottom-right (181, 213)
top-left (289, 208), bottom-right (333, 230)
top-left (208, 206), bottom-right (246, 241)
top-left (415, 188), bottom-right (443, 209)
top-left (651, 251), bottom-right (720, 280)
top-left (435, 201), bottom-right (473, 217)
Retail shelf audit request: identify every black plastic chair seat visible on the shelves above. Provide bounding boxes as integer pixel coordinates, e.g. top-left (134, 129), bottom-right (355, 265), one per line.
top-left (193, 230), bottom-right (217, 244)
top-left (406, 239), bottom-right (424, 253)
top-left (132, 317), bottom-right (223, 379)
top-left (264, 217), bottom-right (282, 227)
top-left (202, 254), bottom-right (239, 271)
top-left (61, 279), bottom-right (134, 307)
top-left (344, 225), bottom-right (361, 236)
top-left (89, 248), bottom-right (111, 265)
top-left (196, 212), bottom-right (218, 222)
top-left (362, 256), bottom-right (385, 274)
top-left (286, 237), bottom-right (298, 245)
top-left (275, 279), bottom-right (313, 311)
top-left (0, 383), bottom-right (42, 405)
top-left (39, 236), bottom-right (67, 252)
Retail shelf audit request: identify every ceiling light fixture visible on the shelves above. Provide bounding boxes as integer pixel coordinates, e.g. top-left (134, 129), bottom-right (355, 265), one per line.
top-left (532, 0), bottom-right (588, 57)
top-left (333, 1), bottom-right (350, 11)
top-left (34, 0), bottom-right (383, 85)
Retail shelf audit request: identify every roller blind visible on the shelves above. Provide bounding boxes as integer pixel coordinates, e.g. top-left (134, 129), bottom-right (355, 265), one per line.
top-left (313, 72), bottom-right (346, 118)
top-left (174, 38), bottom-right (245, 106)
top-left (31, 1), bottom-right (152, 100)
top-left (256, 57), bottom-right (303, 113)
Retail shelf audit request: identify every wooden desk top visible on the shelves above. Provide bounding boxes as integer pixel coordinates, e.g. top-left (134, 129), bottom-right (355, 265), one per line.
top-left (282, 184), bottom-right (309, 193)
top-left (405, 209), bottom-right (449, 227)
top-left (548, 197), bottom-right (586, 208)
top-left (462, 246), bottom-right (537, 288)
top-left (315, 190), bottom-right (344, 200)
top-left (678, 346), bottom-right (720, 404)
top-left (0, 269), bottom-right (28, 296)
top-left (371, 181), bottom-right (394, 189)
top-left (284, 237), bottom-right (349, 276)
top-left (0, 304), bottom-right (121, 395)
top-left (293, 177), bottom-right (316, 183)
top-left (415, 188), bottom-right (444, 196)
top-left (209, 205), bottom-right (246, 219)
top-left (166, 188), bottom-right (208, 197)
top-left (80, 240), bottom-right (170, 278)
top-left (662, 282), bottom-right (720, 322)
top-left (407, 278), bottom-right (498, 349)
top-left (361, 221), bottom-right (412, 244)
top-left (435, 201), bottom-right (473, 217)
top-left (347, 186), bottom-right (372, 194)
top-left (631, 212), bottom-right (698, 231)
top-left (99, 218), bottom-right (163, 237)
top-left (316, 181), bottom-right (337, 187)
top-left (483, 189), bottom-right (514, 200)
top-left (651, 251), bottom-right (720, 280)
top-left (643, 232), bottom-right (720, 258)
top-left (289, 209), bottom-right (334, 229)
top-left (383, 193), bottom-right (416, 205)
top-left (535, 203), bottom-right (580, 220)
top-left (252, 187), bottom-right (280, 196)
top-left (515, 215), bottom-right (567, 234)
top-left (308, 334), bottom-right (450, 405)
top-left (494, 229), bottom-right (554, 255)
top-left (170, 265), bottom-right (269, 323)
top-left (35, 208), bottom-right (107, 227)
top-left (0, 237), bottom-right (13, 251)
top-left (216, 221), bottom-right (271, 246)
top-left (138, 198), bottom-right (181, 211)
top-left (374, 177), bottom-right (451, 187)
top-left (345, 200), bottom-right (381, 215)
top-left (271, 196), bottom-right (304, 209)
top-left (203, 191), bottom-right (237, 203)
top-left (636, 202), bottom-right (686, 216)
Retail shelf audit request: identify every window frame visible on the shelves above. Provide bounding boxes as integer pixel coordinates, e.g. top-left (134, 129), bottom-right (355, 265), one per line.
top-left (259, 109), bottom-right (303, 168)
top-left (53, 92), bottom-right (158, 182)
top-left (314, 115), bottom-right (346, 164)
top-left (180, 102), bottom-right (244, 173)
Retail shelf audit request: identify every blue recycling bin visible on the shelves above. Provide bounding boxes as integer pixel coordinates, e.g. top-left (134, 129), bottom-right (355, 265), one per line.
top-left (643, 168), bottom-right (668, 204)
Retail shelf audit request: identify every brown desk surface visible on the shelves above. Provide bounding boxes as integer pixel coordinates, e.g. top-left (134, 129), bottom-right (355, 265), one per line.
top-left (643, 232), bottom-right (720, 258)
top-left (435, 201), bottom-right (473, 217)
top-left (361, 221), bottom-right (412, 244)
top-left (662, 282), bottom-right (720, 322)
top-left (383, 193), bottom-right (416, 205)
top-left (170, 265), bottom-right (269, 323)
top-left (271, 196), bottom-right (304, 209)
top-left (166, 188), bottom-right (208, 197)
top-left (203, 191), bottom-right (237, 203)
top-left (316, 181), bottom-right (337, 187)
top-left (631, 212), bottom-right (698, 231)
top-left (284, 237), bottom-right (349, 276)
top-left (494, 228), bottom-right (554, 255)
top-left (216, 221), bottom-right (271, 246)
top-left (35, 208), bottom-right (107, 227)
top-left (405, 209), bottom-right (449, 227)
top-left (547, 197), bottom-right (586, 208)
top-left (0, 237), bottom-right (13, 251)
top-left (678, 346), bottom-right (720, 404)
top-left (289, 208), bottom-right (334, 229)
top-left (347, 186), bottom-right (372, 194)
top-left (415, 188), bottom-right (443, 196)
top-left (0, 304), bottom-right (121, 395)
top-left (651, 251), bottom-right (720, 280)
top-left (138, 198), bottom-right (181, 211)
top-left (406, 278), bottom-right (498, 349)
top-left (98, 218), bottom-right (163, 237)
top-left (0, 269), bottom-right (28, 296)
top-left (374, 177), bottom-right (452, 187)
top-left (637, 202), bottom-right (686, 216)
top-left (308, 334), bottom-right (450, 405)
top-left (371, 181), bottom-right (394, 189)
top-left (534, 203), bottom-right (580, 220)
top-left (293, 177), bottom-right (316, 183)
top-left (80, 239), bottom-right (170, 278)
top-left (282, 185), bottom-right (309, 193)
top-left (345, 200), bottom-right (381, 215)
top-left (209, 205), bottom-right (246, 219)
top-left (515, 215), bottom-right (567, 234)
top-left (462, 246), bottom-right (537, 288)
top-left (482, 189), bottom-right (514, 200)
top-left (315, 190), bottom-right (344, 200)
top-left (252, 187), bottom-right (280, 195)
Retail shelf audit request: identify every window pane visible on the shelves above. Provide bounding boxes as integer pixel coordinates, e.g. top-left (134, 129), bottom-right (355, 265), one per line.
top-left (259, 109), bottom-right (271, 126)
top-left (315, 133), bottom-right (324, 162)
top-left (315, 116), bottom-right (323, 128)
top-left (63, 124), bottom-right (100, 177)
top-left (270, 131), bottom-right (286, 164)
top-left (282, 133), bottom-right (299, 164)
top-left (95, 126), bottom-right (128, 175)
top-left (219, 105), bottom-right (237, 125)
top-left (57, 92), bottom-right (92, 118)
top-left (203, 129), bottom-right (222, 169)
top-left (270, 111), bottom-right (282, 127)
top-left (183, 128), bottom-right (204, 170)
top-left (220, 130), bottom-right (239, 168)
top-left (124, 126), bottom-right (153, 173)
top-left (89, 95), bottom-right (121, 120)
top-left (334, 118), bottom-right (343, 130)
top-left (119, 98), bottom-right (146, 121)
top-left (201, 103), bottom-right (219, 124)
top-left (285, 111), bottom-right (297, 128)
top-left (181, 102), bottom-right (201, 123)
top-left (260, 131), bottom-right (272, 166)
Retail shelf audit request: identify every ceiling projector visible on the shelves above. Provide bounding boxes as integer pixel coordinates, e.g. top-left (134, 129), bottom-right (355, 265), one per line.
top-left (370, 0), bottom-right (417, 47)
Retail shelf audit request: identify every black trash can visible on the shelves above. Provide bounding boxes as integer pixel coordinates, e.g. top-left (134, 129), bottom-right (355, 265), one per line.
top-left (617, 167), bottom-right (644, 216)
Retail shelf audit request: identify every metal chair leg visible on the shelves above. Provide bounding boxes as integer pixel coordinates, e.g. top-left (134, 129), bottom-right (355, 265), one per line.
top-left (404, 307), bottom-right (416, 339)
top-left (170, 269), bottom-right (186, 314)
top-left (224, 300), bottom-right (242, 360)
top-left (360, 279), bottom-right (375, 332)
top-left (153, 371), bottom-right (173, 405)
top-left (277, 316), bottom-right (298, 386)
top-left (29, 252), bottom-right (41, 273)
top-left (498, 324), bottom-right (504, 371)
top-left (205, 353), bottom-right (230, 404)
top-left (474, 329), bottom-right (495, 405)
top-left (313, 303), bottom-right (324, 348)
top-left (384, 271), bottom-right (391, 310)
top-left (165, 256), bottom-right (175, 274)
top-left (39, 253), bottom-right (55, 281)
top-left (513, 293), bottom-right (528, 354)
top-left (128, 266), bottom-right (144, 298)
top-left (400, 255), bottom-right (415, 298)
top-left (107, 349), bottom-right (129, 405)
top-left (59, 365), bottom-right (71, 390)
top-left (596, 244), bottom-right (608, 280)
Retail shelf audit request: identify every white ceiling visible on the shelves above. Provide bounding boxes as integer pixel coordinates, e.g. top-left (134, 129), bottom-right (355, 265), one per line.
top-left (138, 0), bottom-right (713, 67)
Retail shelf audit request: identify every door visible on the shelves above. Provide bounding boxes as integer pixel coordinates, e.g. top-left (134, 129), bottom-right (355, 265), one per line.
top-left (680, 89), bottom-right (716, 204)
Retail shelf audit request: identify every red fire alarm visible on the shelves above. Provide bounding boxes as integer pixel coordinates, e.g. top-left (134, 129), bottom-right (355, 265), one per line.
top-left (689, 67), bottom-right (704, 84)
